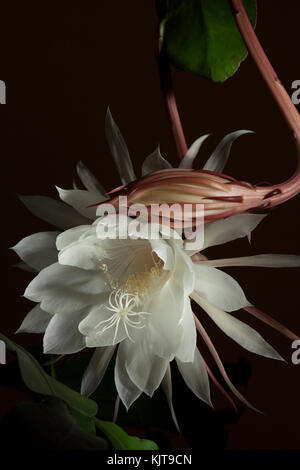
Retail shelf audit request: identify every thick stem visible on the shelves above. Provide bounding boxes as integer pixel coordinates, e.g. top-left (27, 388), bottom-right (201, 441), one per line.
top-left (231, 0), bottom-right (300, 206)
top-left (157, 24), bottom-right (188, 160)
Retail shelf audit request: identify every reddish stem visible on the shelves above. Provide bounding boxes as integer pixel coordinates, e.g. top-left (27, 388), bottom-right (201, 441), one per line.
top-left (157, 25), bottom-right (188, 160)
top-left (231, 0), bottom-right (300, 206)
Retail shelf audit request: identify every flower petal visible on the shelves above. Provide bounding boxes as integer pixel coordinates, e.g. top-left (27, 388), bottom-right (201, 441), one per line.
top-left (176, 347), bottom-right (212, 406)
top-left (115, 342), bottom-right (142, 409)
top-left (76, 160), bottom-right (107, 196)
top-left (12, 262), bottom-right (36, 273)
top-left (202, 213), bottom-right (266, 250)
top-left (145, 283), bottom-right (184, 361)
top-left (141, 146), bottom-right (172, 176)
top-left (175, 300), bottom-right (196, 363)
top-left (193, 265), bottom-right (251, 312)
top-left (58, 236), bottom-right (103, 270)
top-left (105, 108), bottom-right (136, 184)
top-left (16, 304), bottom-right (53, 334)
top-left (202, 254), bottom-right (300, 268)
top-left (24, 263), bottom-right (108, 314)
top-left (79, 303), bottom-right (127, 348)
top-left (179, 134), bottom-right (210, 169)
top-left (197, 296), bottom-right (284, 361)
top-left (81, 346), bottom-right (116, 396)
top-left (161, 365), bottom-right (180, 431)
top-left (56, 187), bottom-right (106, 220)
top-left (56, 225), bottom-right (92, 251)
top-left (19, 195), bottom-right (90, 229)
top-left (43, 309), bottom-right (87, 354)
top-left (12, 231), bottom-right (59, 272)
top-left (203, 130), bottom-right (253, 172)
top-left (123, 338), bottom-right (168, 396)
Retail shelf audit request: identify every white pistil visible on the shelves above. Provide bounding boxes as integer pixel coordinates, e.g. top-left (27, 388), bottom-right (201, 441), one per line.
top-left (94, 289), bottom-right (151, 344)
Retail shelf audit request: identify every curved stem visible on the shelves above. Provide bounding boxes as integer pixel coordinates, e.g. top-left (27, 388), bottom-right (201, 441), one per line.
top-left (231, 0), bottom-right (300, 206)
top-left (157, 24), bottom-right (188, 160)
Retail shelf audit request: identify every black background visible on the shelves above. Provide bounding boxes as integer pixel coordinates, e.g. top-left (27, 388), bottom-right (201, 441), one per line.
top-left (1, 0), bottom-right (300, 450)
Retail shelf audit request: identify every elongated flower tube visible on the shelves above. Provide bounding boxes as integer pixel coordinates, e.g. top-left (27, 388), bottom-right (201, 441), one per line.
top-left (102, 152), bottom-right (300, 225)
top-left (115, 0), bottom-right (300, 227)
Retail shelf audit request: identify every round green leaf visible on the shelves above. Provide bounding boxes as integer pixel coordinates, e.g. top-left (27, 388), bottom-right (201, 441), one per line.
top-left (158, 0), bottom-right (257, 82)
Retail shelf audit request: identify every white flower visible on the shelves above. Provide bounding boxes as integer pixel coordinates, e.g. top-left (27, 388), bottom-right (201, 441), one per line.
top-left (14, 211), bottom-right (300, 419)
top-left (12, 109), bottom-right (300, 425)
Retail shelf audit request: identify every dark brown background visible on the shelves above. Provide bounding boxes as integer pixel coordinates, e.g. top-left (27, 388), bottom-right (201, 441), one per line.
top-left (1, 0), bottom-right (300, 450)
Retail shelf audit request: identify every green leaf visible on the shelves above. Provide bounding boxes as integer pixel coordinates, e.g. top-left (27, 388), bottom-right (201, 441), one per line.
top-left (1, 334), bottom-right (159, 449)
top-left (71, 408), bottom-right (97, 435)
top-left (157, 0), bottom-right (257, 82)
top-left (0, 333), bottom-right (98, 419)
top-left (94, 417), bottom-right (159, 450)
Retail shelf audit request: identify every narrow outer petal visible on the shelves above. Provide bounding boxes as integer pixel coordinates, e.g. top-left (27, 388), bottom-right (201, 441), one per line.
top-left (201, 254), bottom-right (300, 268)
top-left (193, 265), bottom-right (251, 312)
top-left (203, 130), bottom-right (253, 173)
top-left (81, 346), bottom-right (116, 396)
top-left (43, 309), bottom-right (87, 354)
top-left (56, 187), bottom-right (106, 220)
top-left (16, 304), bottom-right (53, 334)
top-left (202, 214), bottom-right (266, 250)
top-left (12, 231), bottom-right (59, 271)
top-left (161, 365), bottom-right (180, 431)
top-left (115, 342), bottom-right (142, 409)
top-left (76, 160), bottom-right (107, 196)
top-left (105, 108), bottom-right (136, 184)
top-left (176, 348), bottom-right (212, 406)
top-left (197, 296), bottom-right (284, 361)
top-left (179, 134), bottom-right (210, 169)
top-left (141, 146), bottom-right (172, 176)
top-left (123, 338), bottom-right (168, 396)
top-left (19, 195), bottom-right (90, 229)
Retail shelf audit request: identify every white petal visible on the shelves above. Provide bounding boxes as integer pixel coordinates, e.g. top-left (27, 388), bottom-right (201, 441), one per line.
top-left (149, 238), bottom-right (174, 271)
top-left (197, 296), bottom-right (284, 361)
top-left (56, 187), bottom-right (106, 220)
top-left (81, 346), bottom-right (116, 396)
top-left (12, 232), bottom-right (59, 272)
top-left (145, 282), bottom-right (185, 361)
top-left (105, 108), bottom-right (136, 184)
top-left (203, 130), bottom-right (253, 172)
top-left (202, 254), bottom-right (300, 268)
top-left (161, 365), bottom-right (180, 431)
top-left (141, 146), bottom-right (172, 176)
top-left (179, 134), bottom-right (210, 169)
top-left (76, 160), bottom-right (107, 196)
top-left (79, 303), bottom-right (127, 348)
top-left (24, 262), bottom-right (108, 314)
top-left (56, 225), bottom-right (92, 250)
top-left (123, 338), bottom-right (168, 396)
top-left (43, 309), bottom-right (87, 354)
top-left (115, 342), bottom-right (142, 409)
top-left (175, 300), bottom-right (196, 363)
top-left (58, 236), bottom-right (102, 270)
top-left (12, 261), bottom-right (36, 273)
top-left (19, 195), bottom-right (90, 229)
top-left (176, 348), bottom-right (212, 406)
top-left (16, 304), bottom-right (52, 334)
top-left (202, 214), bottom-right (267, 250)
top-left (193, 264), bottom-right (251, 312)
